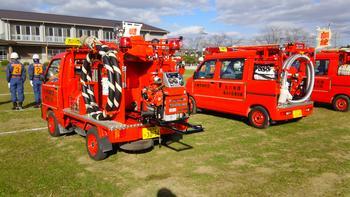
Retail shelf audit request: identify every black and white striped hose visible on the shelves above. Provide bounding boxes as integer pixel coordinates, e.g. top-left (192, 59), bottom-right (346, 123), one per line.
top-left (81, 56), bottom-right (107, 120)
top-left (99, 46), bottom-right (122, 111)
top-left (80, 45), bottom-right (122, 120)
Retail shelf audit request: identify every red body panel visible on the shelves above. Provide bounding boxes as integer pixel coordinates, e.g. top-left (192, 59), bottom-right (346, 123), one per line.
top-left (186, 44), bottom-right (315, 122)
top-left (312, 51), bottom-right (350, 104)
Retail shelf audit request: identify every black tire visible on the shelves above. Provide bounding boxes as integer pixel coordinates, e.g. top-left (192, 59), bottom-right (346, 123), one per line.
top-left (188, 95), bottom-right (197, 114)
top-left (86, 127), bottom-right (108, 161)
top-left (332, 95), bottom-right (349, 112)
top-left (47, 111), bottom-right (61, 137)
top-left (248, 106), bottom-right (270, 129)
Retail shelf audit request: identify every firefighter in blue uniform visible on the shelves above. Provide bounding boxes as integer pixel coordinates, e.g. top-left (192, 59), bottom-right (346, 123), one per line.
top-left (6, 52), bottom-right (26, 110)
top-left (28, 54), bottom-right (45, 108)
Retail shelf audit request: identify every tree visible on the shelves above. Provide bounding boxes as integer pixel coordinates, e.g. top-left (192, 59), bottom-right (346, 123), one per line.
top-left (183, 33), bottom-right (243, 50)
top-left (256, 25), bottom-right (315, 46)
top-left (284, 27), bottom-right (309, 43)
top-left (258, 26), bottom-right (283, 44)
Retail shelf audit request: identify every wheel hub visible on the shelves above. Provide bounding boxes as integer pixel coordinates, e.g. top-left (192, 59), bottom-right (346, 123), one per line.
top-left (252, 111), bottom-right (265, 126)
top-left (336, 98), bottom-right (348, 110)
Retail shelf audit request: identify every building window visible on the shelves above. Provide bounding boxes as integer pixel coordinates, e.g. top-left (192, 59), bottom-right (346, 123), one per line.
top-left (15, 25), bottom-right (20, 34)
top-left (58, 28), bottom-right (62, 37)
top-left (103, 31), bottom-right (113, 41)
top-left (78, 29), bottom-right (83, 37)
top-left (48, 27), bottom-right (53, 36)
top-left (30, 26), bottom-right (40, 36)
top-left (89, 30), bottom-right (98, 37)
top-left (64, 28), bottom-right (70, 37)
top-left (0, 47), bottom-right (7, 60)
top-left (25, 26), bottom-right (30, 35)
top-left (35, 27), bottom-right (40, 35)
top-left (48, 49), bottom-right (66, 57)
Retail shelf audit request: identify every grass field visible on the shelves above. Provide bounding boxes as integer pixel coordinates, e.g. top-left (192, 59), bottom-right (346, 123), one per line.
top-left (0, 69), bottom-right (350, 196)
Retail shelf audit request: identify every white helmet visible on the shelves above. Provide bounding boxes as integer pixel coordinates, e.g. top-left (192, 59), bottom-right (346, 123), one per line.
top-left (10, 52), bottom-right (19, 59)
top-left (32, 54), bottom-right (39, 60)
top-left (198, 57), bottom-right (204, 62)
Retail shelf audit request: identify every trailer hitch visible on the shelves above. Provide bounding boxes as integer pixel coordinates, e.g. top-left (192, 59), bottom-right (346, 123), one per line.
top-left (155, 120), bottom-right (204, 135)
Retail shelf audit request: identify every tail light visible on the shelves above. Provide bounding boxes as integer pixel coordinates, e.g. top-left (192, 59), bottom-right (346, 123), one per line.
top-left (120, 37), bottom-right (132, 52)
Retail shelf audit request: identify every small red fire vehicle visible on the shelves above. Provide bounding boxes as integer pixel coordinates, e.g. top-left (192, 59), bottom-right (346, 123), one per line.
top-left (186, 43), bottom-right (315, 129)
top-left (312, 49), bottom-right (350, 111)
top-left (41, 31), bottom-right (202, 160)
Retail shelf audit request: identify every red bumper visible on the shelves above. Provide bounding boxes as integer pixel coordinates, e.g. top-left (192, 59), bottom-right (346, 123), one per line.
top-left (271, 102), bottom-right (314, 121)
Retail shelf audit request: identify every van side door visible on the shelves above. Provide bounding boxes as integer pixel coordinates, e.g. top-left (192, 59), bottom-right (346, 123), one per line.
top-left (313, 58), bottom-right (331, 102)
top-left (42, 58), bottom-right (62, 110)
top-left (192, 60), bottom-right (218, 110)
top-left (214, 58), bottom-right (247, 114)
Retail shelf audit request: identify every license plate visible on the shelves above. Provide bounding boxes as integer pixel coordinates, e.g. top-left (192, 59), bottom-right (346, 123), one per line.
top-left (292, 110), bottom-right (303, 118)
top-left (142, 127), bottom-right (160, 139)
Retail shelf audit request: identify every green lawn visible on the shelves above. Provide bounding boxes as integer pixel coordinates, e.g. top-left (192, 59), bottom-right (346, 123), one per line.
top-left (0, 70), bottom-right (350, 196)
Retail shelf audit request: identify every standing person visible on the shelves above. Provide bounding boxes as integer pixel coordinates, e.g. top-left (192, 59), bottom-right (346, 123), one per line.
top-left (6, 52), bottom-right (26, 110)
top-left (28, 54), bottom-right (45, 108)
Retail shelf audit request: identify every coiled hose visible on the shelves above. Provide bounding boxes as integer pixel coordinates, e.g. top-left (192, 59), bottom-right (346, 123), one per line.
top-left (80, 44), bottom-right (122, 120)
top-left (278, 54), bottom-right (315, 104)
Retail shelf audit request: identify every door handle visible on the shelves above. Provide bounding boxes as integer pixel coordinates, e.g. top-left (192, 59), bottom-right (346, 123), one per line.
top-left (210, 82), bottom-right (215, 84)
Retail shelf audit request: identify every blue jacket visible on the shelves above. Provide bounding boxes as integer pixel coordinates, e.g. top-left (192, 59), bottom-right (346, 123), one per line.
top-left (6, 60), bottom-right (26, 82)
top-left (28, 62), bottom-right (46, 80)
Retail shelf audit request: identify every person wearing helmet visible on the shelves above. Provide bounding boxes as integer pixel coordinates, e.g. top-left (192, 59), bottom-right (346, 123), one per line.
top-left (6, 52), bottom-right (26, 110)
top-left (28, 54), bottom-right (45, 108)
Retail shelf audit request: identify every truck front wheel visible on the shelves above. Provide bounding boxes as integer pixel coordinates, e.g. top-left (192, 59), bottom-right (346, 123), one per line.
top-left (333, 95), bottom-right (349, 112)
top-left (248, 106), bottom-right (270, 129)
top-left (47, 111), bottom-right (60, 137)
top-left (86, 128), bottom-right (108, 161)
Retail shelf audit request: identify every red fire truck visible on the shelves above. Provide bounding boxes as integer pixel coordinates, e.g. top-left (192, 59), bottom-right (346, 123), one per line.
top-left (186, 43), bottom-right (315, 129)
top-left (312, 49), bottom-right (350, 112)
top-left (41, 34), bottom-right (202, 160)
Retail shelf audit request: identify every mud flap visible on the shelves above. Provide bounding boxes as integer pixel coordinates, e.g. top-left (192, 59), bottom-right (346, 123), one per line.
top-left (100, 137), bottom-right (113, 153)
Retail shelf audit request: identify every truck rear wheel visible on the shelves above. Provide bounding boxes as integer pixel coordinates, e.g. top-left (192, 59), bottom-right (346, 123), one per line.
top-left (333, 95), bottom-right (349, 112)
top-left (86, 128), bottom-right (108, 161)
top-left (47, 111), bottom-right (60, 137)
top-left (248, 106), bottom-right (270, 129)
top-left (189, 96), bottom-right (197, 114)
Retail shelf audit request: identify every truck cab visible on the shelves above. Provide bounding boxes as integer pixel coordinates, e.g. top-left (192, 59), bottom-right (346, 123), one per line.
top-left (187, 44), bottom-right (314, 129)
top-left (312, 50), bottom-right (350, 111)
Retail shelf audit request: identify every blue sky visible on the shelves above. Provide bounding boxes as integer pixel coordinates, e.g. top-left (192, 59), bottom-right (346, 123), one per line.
top-left (161, 3), bottom-right (254, 36)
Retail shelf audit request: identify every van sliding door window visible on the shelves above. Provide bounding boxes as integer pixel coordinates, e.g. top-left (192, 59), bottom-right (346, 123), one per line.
top-left (220, 59), bottom-right (245, 80)
top-left (315, 60), bottom-right (329, 75)
top-left (195, 60), bottom-right (216, 79)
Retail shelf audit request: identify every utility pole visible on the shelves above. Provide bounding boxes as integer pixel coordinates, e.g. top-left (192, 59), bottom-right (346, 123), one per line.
top-left (333, 32), bottom-right (338, 48)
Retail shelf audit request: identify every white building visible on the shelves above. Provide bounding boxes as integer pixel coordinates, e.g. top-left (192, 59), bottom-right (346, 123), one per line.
top-left (0, 9), bottom-right (168, 62)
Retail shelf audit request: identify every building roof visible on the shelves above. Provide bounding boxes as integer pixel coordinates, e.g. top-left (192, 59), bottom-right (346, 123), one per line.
top-left (0, 39), bottom-right (17, 45)
top-left (0, 9), bottom-right (168, 34)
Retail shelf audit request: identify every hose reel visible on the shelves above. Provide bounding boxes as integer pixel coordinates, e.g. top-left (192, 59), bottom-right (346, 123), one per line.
top-left (278, 54), bottom-right (315, 105)
top-left (80, 37), bottom-right (122, 120)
